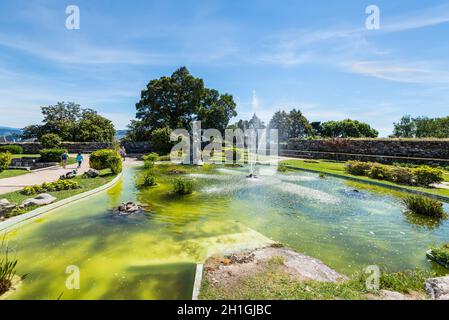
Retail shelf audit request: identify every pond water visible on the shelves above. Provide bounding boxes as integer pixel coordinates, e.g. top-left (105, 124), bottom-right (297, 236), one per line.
top-left (4, 164), bottom-right (449, 299)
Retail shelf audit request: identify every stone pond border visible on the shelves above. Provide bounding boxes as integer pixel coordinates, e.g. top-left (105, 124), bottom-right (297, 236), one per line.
top-left (284, 165), bottom-right (449, 202)
top-left (0, 173), bottom-right (122, 232)
top-left (192, 263), bottom-right (204, 300)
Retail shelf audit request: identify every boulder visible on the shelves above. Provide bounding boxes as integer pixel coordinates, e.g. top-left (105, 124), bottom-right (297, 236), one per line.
top-left (60, 170), bottom-right (77, 180)
top-left (82, 169), bottom-right (100, 178)
top-left (0, 199), bottom-right (11, 208)
top-left (112, 201), bottom-right (145, 216)
top-left (22, 193), bottom-right (57, 207)
top-left (426, 276), bottom-right (449, 300)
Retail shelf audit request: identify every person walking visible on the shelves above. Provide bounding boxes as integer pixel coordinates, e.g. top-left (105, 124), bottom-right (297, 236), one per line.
top-left (120, 147), bottom-right (127, 161)
top-left (61, 150), bottom-right (69, 169)
top-left (76, 152), bottom-right (84, 169)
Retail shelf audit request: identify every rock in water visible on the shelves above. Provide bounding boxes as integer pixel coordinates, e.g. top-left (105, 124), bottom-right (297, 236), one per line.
top-left (113, 201), bottom-right (145, 216)
top-left (426, 276), bottom-right (449, 300)
top-left (22, 193), bottom-right (57, 207)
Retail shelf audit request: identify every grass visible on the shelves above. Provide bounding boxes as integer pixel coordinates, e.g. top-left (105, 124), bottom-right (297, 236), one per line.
top-left (0, 237), bottom-right (18, 296)
top-left (0, 169), bottom-right (28, 179)
top-left (0, 169), bottom-right (116, 219)
top-left (281, 159), bottom-right (449, 198)
top-left (200, 257), bottom-right (433, 300)
top-left (403, 195), bottom-right (446, 218)
top-left (430, 243), bottom-right (449, 265)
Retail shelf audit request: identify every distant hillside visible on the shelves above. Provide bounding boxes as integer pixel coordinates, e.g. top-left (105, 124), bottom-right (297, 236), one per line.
top-left (0, 126), bottom-right (22, 136)
top-left (116, 129), bottom-right (128, 140)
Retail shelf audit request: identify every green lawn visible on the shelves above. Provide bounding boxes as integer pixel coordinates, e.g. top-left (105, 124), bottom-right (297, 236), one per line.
top-left (1, 169), bottom-right (117, 219)
top-left (0, 169), bottom-right (29, 179)
top-left (280, 159), bottom-right (449, 198)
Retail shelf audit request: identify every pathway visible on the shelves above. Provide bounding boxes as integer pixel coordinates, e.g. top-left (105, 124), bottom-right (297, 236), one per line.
top-left (0, 154), bottom-right (90, 195)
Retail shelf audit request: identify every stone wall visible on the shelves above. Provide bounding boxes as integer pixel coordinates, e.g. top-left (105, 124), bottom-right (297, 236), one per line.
top-left (0, 141), bottom-right (153, 154)
top-left (285, 138), bottom-right (449, 165)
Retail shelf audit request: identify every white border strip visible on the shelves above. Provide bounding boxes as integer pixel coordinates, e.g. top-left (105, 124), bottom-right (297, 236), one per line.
top-left (192, 263), bottom-right (204, 300)
top-left (0, 173), bottom-right (122, 232)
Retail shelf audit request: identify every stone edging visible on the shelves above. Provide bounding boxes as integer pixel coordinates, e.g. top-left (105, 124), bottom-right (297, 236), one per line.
top-left (0, 173), bottom-right (122, 232)
top-left (284, 165), bottom-right (449, 202)
top-left (192, 263), bottom-right (204, 300)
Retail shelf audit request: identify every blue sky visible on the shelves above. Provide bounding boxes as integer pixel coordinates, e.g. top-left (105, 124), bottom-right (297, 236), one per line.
top-left (0, 0), bottom-right (449, 136)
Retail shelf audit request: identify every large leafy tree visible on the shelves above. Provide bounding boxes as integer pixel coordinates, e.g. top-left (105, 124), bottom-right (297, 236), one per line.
top-left (288, 109), bottom-right (312, 138)
top-left (129, 67), bottom-right (237, 141)
top-left (268, 110), bottom-right (291, 142)
top-left (22, 102), bottom-right (115, 142)
top-left (393, 115), bottom-right (449, 138)
top-left (393, 115), bottom-right (416, 138)
top-left (320, 119), bottom-right (378, 138)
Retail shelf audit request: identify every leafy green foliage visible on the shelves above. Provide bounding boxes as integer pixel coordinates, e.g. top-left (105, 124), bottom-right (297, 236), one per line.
top-left (22, 102), bottom-right (115, 142)
top-left (172, 177), bottom-right (194, 195)
top-left (277, 164), bottom-right (288, 173)
top-left (90, 149), bottom-right (123, 174)
top-left (150, 127), bottom-right (175, 155)
top-left (414, 166), bottom-right (444, 186)
top-left (0, 145), bottom-right (23, 154)
top-left (143, 152), bottom-right (159, 162)
top-left (39, 148), bottom-right (65, 162)
top-left (320, 119), bottom-right (378, 138)
top-left (140, 170), bottom-right (157, 187)
top-left (368, 163), bottom-right (392, 180)
top-left (39, 133), bottom-right (62, 148)
top-left (0, 238), bottom-right (18, 296)
top-left (21, 180), bottom-right (80, 195)
top-left (345, 161), bottom-right (373, 176)
top-left (127, 67), bottom-right (237, 142)
top-left (0, 152), bottom-right (12, 173)
top-left (403, 195), bottom-right (446, 218)
top-left (394, 115), bottom-right (449, 138)
top-left (430, 243), bottom-right (449, 265)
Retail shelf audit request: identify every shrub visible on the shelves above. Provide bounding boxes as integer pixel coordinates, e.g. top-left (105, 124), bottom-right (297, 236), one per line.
top-left (140, 171), bottom-right (157, 187)
top-left (20, 179), bottom-right (80, 195)
top-left (0, 152), bottom-right (12, 173)
top-left (143, 152), bottom-right (159, 162)
top-left (345, 161), bottom-right (372, 176)
top-left (0, 145), bottom-right (23, 154)
top-left (390, 167), bottom-right (415, 185)
top-left (172, 178), bottom-right (194, 195)
top-left (142, 153), bottom-right (158, 169)
top-left (368, 163), bottom-right (392, 180)
top-left (277, 164), bottom-right (288, 173)
top-left (431, 243), bottom-right (449, 265)
top-left (39, 149), bottom-right (65, 162)
top-left (403, 195), bottom-right (446, 218)
top-left (90, 149), bottom-right (122, 174)
top-left (414, 166), bottom-right (444, 187)
top-left (39, 133), bottom-right (62, 149)
top-left (150, 127), bottom-right (174, 155)
top-left (0, 239), bottom-right (18, 296)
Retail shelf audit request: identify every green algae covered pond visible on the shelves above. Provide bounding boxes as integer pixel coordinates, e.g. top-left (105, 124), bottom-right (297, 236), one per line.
top-left (4, 163), bottom-right (449, 299)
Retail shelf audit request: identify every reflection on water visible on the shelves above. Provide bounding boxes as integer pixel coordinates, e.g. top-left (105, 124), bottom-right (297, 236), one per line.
top-left (4, 165), bottom-right (449, 300)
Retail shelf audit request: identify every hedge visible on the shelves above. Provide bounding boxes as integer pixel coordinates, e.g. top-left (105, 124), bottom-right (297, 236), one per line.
top-left (90, 149), bottom-right (122, 174)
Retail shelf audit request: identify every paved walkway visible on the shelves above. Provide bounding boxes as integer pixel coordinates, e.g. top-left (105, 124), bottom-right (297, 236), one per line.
top-left (0, 154), bottom-right (90, 195)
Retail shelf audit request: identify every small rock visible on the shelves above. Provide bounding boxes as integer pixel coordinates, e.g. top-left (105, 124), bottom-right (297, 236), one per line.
top-left (83, 169), bottom-right (100, 178)
top-left (60, 170), bottom-right (77, 180)
top-left (22, 193), bottom-right (56, 207)
top-left (0, 199), bottom-right (11, 207)
top-left (425, 276), bottom-right (449, 300)
top-left (222, 259), bottom-right (232, 266)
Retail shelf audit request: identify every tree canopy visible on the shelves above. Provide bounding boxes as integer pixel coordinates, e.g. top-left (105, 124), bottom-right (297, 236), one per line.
top-left (22, 102), bottom-right (115, 142)
top-left (127, 67), bottom-right (237, 141)
top-left (393, 115), bottom-right (449, 138)
top-left (268, 109), bottom-right (312, 142)
top-left (320, 119), bottom-right (378, 138)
